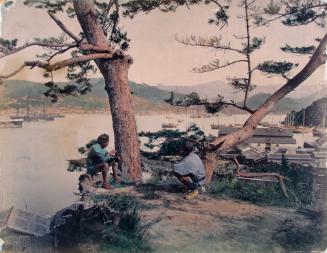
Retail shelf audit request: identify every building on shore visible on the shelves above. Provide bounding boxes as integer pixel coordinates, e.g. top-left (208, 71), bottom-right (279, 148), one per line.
top-left (218, 127), bottom-right (297, 153)
top-left (267, 153), bottom-right (315, 166)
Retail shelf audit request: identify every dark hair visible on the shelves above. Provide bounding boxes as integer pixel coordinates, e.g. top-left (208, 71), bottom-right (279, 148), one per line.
top-left (182, 141), bottom-right (194, 156)
top-left (97, 134), bottom-right (109, 145)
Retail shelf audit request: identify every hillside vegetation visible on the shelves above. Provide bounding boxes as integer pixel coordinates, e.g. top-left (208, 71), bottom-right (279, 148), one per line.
top-left (0, 79), bottom-right (183, 113)
top-left (286, 96), bottom-right (327, 127)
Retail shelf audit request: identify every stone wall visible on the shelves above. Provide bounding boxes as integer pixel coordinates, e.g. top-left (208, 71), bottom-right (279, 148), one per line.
top-left (312, 163), bottom-right (327, 211)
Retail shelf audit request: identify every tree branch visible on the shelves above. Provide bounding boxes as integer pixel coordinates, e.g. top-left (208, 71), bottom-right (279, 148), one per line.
top-left (176, 35), bottom-right (244, 54)
top-left (243, 0), bottom-right (252, 108)
top-left (223, 101), bottom-right (255, 114)
top-left (193, 59), bottom-right (247, 73)
top-left (0, 53), bottom-right (113, 81)
top-left (48, 11), bottom-right (81, 42)
top-left (0, 42), bottom-right (77, 59)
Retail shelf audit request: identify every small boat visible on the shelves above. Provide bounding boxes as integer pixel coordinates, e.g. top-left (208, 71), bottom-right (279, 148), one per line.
top-left (190, 114), bottom-right (201, 119)
top-left (211, 123), bottom-right (225, 129)
top-left (293, 127), bottom-right (313, 134)
top-left (260, 121), bottom-right (271, 127)
top-left (0, 119), bottom-right (23, 128)
top-left (162, 123), bottom-right (177, 129)
top-left (51, 113), bottom-right (65, 118)
top-left (313, 128), bottom-right (324, 137)
top-left (38, 114), bottom-right (55, 121)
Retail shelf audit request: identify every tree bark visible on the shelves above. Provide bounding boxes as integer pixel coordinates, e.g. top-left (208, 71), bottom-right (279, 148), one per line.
top-left (101, 57), bottom-right (142, 181)
top-left (73, 0), bottom-right (141, 181)
top-left (203, 33), bottom-right (327, 182)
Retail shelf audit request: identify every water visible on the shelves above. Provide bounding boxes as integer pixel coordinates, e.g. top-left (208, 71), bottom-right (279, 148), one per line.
top-left (0, 113), bottom-right (310, 215)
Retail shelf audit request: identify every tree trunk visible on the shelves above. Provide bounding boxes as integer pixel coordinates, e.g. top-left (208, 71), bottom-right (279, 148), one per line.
top-left (102, 57), bottom-right (141, 181)
top-left (73, 0), bottom-right (141, 181)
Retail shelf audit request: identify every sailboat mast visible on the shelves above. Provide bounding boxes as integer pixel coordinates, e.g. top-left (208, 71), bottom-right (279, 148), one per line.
top-left (16, 102), bottom-right (19, 117)
top-left (322, 108), bottom-right (326, 129)
top-left (26, 97), bottom-right (30, 116)
top-left (42, 99), bottom-right (46, 114)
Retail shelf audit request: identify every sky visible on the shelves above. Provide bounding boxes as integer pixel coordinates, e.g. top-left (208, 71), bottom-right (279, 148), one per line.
top-left (0, 0), bottom-right (325, 87)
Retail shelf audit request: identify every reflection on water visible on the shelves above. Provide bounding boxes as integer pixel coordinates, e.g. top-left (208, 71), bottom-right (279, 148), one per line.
top-left (0, 113), bottom-right (310, 215)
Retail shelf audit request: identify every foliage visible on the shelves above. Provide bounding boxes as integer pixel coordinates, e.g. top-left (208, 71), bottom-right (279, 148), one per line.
top-left (0, 38), bottom-right (17, 54)
top-left (228, 77), bottom-right (254, 92)
top-left (165, 90), bottom-right (226, 114)
top-left (121, 0), bottom-right (203, 18)
top-left (244, 37), bottom-right (265, 54)
top-left (52, 194), bottom-right (152, 253)
top-left (212, 161), bottom-right (314, 207)
top-left (273, 209), bottom-right (326, 252)
top-left (139, 124), bottom-right (207, 159)
top-left (281, 44), bottom-right (316, 55)
top-left (257, 61), bottom-right (299, 76)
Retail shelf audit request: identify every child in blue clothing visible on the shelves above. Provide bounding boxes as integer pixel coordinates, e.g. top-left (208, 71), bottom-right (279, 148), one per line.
top-left (86, 134), bottom-right (120, 189)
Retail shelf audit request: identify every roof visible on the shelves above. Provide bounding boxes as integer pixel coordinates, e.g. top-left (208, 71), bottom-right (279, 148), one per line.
top-left (219, 127), bottom-right (294, 137)
top-left (313, 152), bottom-right (327, 158)
top-left (246, 137), bottom-right (296, 145)
top-left (267, 153), bottom-right (314, 161)
top-left (235, 144), bottom-right (266, 162)
top-left (316, 135), bottom-right (327, 147)
top-left (296, 148), bottom-right (315, 154)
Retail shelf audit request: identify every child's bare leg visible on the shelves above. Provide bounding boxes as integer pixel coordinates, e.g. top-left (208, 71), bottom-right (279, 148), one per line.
top-left (109, 162), bottom-right (121, 183)
top-left (96, 163), bottom-right (111, 189)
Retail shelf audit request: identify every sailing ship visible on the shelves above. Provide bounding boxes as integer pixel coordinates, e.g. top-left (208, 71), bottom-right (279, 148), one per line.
top-left (10, 98), bottom-right (55, 122)
top-left (161, 122), bottom-right (178, 129)
top-left (0, 118), bottom-right (23, 128)
top-left (211, 113), bottom-right (225, 129)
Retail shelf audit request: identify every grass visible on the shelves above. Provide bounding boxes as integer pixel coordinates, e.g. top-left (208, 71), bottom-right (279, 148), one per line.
top-left (211, 161), bottom-right (314, 208)
top-left (272, 209), bottom-right (326, 252)
top-left (100, 208), bottom-right (152, 253)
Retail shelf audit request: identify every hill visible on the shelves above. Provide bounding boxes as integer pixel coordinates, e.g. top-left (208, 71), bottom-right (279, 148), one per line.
top-left (157, 80), bottom-right (324, 101)
top-left (244, 90), bottom-right (327, 113)
top-left (245, 93), bottom-right (302, 112)
top-left (287, 96), bottom-right (327, 127)
top-left (0, 79), bottom-right (181, 113)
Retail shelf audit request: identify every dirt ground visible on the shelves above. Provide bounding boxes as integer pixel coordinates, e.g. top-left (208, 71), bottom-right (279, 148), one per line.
top-left (89, 185), bottom-right (321, 253)
top-left (1, 183), bottom-right (324, 253)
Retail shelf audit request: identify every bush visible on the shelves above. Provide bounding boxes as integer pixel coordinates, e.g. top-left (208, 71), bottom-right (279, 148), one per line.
top-left (211, 161), bottom-right (314, 207)
top-left (52, 194), bottom-right (152, 253)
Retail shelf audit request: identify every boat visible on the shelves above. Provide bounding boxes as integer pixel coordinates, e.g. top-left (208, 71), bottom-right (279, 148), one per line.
top-left (260, 121), bottom-right (271, 127)
top-left (211, 123), bottom-right (221, 129)
top-left (10, 98), bottom-right (56, 122)
top-left (161, 123), bottom-right (177, 129)
top-left (53, 113), bottom-right (65, 118)
top-left (201, 114), bottom-right (211, 118)
top-left (0, 119), bottom-right (23, 128)
top-left (190, 114), bottom-right (201, 119)
top-left (313, 127), bottom-right (324, 137)
top-left (293, 127), bottom-right (313, 134)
